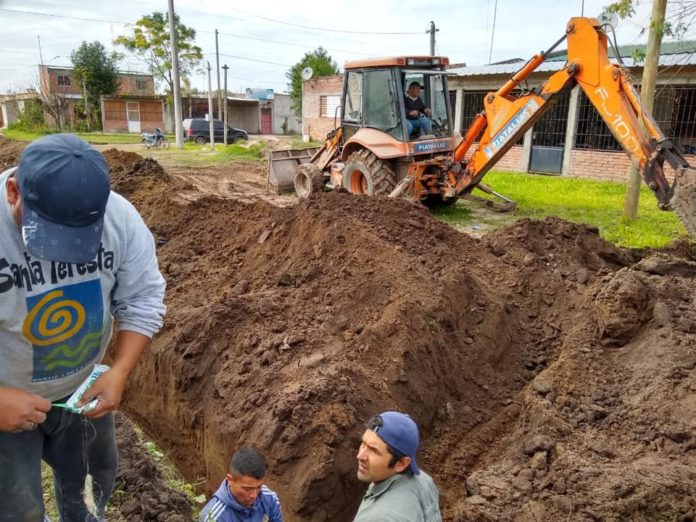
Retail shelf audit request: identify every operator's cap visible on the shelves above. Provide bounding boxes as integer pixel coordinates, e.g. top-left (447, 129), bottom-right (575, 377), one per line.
top-left (17, 133), bottom-right (111, 264)
top-left (367, 411), bottom-right (421, 475)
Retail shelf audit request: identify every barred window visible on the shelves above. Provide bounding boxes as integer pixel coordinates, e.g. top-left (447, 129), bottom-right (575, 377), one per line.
top-left (531, 90), bottom-right (571, 148)
top-left (461, 89), bottom-right (524, 145)
top-left (320, 95), bottom-right (341, 118)
top-left (574, 91), bottom-right (622, 151)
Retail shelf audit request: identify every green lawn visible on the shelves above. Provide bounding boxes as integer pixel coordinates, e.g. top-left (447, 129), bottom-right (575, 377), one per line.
top-left (434, 170), bottom-right (688, 249)
top-left (3, 128), bottom-right (144, 144)
top-left (143, 140), bottom-right (267, 167)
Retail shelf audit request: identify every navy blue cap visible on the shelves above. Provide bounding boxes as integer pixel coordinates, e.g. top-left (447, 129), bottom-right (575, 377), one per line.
top-left (369, 411), bottom-right (421, 475)
top-left (17, 134), bottom-right (110, 264)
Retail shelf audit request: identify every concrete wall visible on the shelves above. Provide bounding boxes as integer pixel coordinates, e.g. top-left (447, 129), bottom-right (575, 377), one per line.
top-left (227, 100), bottom-right (260, 134)
top-left (303, 74), bottom-right (343, 140)
top-left (272, 93), bottom-right (301, 135)
top-left (180, 97), bottom-right (260, 134)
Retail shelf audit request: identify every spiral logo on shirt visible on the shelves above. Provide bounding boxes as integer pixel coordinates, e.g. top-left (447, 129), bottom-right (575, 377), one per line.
top-left (23, 279), bottom-right (104, 382)
top-left (23, 290), bottom-right (86, 346)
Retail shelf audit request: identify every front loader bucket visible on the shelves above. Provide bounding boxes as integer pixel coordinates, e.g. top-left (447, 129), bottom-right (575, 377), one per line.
top-left (267, 147), bottom-right (320, 194)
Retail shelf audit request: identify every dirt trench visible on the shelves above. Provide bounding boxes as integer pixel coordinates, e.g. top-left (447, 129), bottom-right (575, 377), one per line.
top-left (2, 141), bottom-right (695, 521)
top-left (101, 149), bottom-right (696, 521)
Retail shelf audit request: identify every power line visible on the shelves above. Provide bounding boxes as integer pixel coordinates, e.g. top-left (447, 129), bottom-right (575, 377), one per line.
top-left (226, 6), bottom-right (423, 35)
top-left (211, 53), bottom-right (291, 68)
top-left (216, 31), bottom-right (372, 56)
top-left (0, 7), bottom-right (129, 25)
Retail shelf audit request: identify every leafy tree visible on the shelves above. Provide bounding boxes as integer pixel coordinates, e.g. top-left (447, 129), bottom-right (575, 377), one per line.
top-left (71, 41), bottom-right (120, 127)
top-left (286, 47), bottom-right (339, 118)
top-left (114, 12), bottom-right (203, 94)
top-left (9, 99), bottom-right (45, 131)
top-left (605, 0), bottom-right (695, 42)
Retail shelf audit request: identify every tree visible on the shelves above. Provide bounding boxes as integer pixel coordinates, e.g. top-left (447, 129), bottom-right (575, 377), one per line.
top-left (34, 71), bottom-right (71, 131)
top-left (71, 41), bottom-right (120, 128)
top-left (286, 47), bottom-right (339, 118)
top-left (114, 12), bottom-right (203, 94)
top-left (605, 0), bottom-right (695, 218)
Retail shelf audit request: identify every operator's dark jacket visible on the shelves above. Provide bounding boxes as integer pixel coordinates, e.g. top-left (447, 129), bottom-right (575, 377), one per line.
top-left (404, 95), bottom-right (427, 120)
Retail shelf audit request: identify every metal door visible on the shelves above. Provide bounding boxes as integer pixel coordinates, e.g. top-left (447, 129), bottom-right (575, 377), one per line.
top-left (528, 91), bottom-right (570, 174)
top-left (126, 102), bottom-right (141, 133)
top-left (260, 108), bottom-right (272, 134)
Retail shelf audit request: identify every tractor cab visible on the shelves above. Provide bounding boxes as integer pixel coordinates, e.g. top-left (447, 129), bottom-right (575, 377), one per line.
top-left (341, 56), bottom-right (454, 144)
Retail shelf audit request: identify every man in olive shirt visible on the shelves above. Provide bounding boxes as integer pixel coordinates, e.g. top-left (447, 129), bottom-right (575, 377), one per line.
top-left (353, 411), bottom-right (441, 522)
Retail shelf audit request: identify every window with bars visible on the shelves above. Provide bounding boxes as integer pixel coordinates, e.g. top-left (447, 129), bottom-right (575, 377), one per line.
top-left (574, 92), bottom-right (622, 151)
top-left (461, 89), bottom-right (526, 145)
top-left (575, 85), bottom-right (696, 154)
top-left (460, 90), bottom-right (488, 130)
top-left (320, 95), bottom-right (341, 118)
top-left (531, 90), bottom-right (571, 148)
top-left (57, 75), bottom-right (71, 87)
top-left (653, 85), bottom-right (696, 155)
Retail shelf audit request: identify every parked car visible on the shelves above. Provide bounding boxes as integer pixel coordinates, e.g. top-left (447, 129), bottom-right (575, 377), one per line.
top-left (182, 118), bottom-right (248, 144)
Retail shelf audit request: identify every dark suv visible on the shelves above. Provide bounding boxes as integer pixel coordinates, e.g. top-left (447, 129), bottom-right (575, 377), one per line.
top-left (182, 118), bottom-right (248, 144)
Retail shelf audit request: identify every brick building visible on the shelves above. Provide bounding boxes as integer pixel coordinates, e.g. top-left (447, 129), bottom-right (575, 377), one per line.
top-left (301, 74), bottom-right (343, 140)
top-left (302, 47), bottom-right (696, 182)
top-left (34, 65), bottom-right (158, 132)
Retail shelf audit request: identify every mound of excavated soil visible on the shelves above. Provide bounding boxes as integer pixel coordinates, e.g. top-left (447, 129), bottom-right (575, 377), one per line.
top-left (0, 136), bottom-right (26, 170)
top-left (114, 413), bottom-right (193, 521)
top-left (109, 152), bottom-right (696, 522)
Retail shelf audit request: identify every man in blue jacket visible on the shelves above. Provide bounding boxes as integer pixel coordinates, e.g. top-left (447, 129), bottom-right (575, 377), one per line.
top-left (200, 448), bottom-right (283, 522)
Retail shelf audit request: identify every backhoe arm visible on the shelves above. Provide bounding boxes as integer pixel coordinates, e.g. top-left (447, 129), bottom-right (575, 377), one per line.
top-left (448, 17), bottom-right (696, 237)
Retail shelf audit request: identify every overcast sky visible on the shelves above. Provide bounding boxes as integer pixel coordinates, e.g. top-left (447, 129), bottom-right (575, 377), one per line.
top-left (0, 0), bottom-right (666, 94)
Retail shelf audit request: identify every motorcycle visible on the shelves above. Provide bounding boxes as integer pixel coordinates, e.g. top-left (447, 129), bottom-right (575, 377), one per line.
top-left (141, 128), bottom-right (169, 149)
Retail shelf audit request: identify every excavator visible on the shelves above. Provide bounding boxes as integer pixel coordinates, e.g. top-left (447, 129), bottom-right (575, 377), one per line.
top-left (266, 17), bottom-right (696, 238)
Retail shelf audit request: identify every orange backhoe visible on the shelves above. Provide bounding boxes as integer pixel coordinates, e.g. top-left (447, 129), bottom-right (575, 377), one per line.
top-left (267, 17), bottom-right (696, 237)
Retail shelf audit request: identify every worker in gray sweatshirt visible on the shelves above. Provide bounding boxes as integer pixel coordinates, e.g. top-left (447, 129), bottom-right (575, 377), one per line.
top-left (0, 134), bottom-right (166, 521)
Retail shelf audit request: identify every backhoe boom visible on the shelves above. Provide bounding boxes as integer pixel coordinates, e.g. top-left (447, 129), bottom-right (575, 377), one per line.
top-left (448, 17), bottom-right (696, 237)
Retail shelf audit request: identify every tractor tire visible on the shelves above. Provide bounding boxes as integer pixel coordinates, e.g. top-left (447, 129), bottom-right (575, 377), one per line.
top-left (294, 163), bottom-right (324, 198)
top-left (342, 149), bottom-right (396, 196)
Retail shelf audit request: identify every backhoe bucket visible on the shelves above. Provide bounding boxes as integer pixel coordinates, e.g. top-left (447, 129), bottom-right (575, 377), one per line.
top-left (267, 147), bottom-right (320, 194)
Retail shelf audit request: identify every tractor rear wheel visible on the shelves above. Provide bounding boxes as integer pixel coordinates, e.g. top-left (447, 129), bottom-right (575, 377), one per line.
top-left (342, 150), bottom-right (396, 196)
top-left (294, 163), bottom-right (324, 198)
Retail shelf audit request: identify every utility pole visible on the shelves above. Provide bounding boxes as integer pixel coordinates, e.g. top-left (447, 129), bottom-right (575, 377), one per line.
top-left (168, 0), bottom-right (184, 149)
top-left (623, 0), bottom-right (667, 219)
top-left (37, 35), bottom-right (44, 65)
top-left (215, 29), bottom-right (222, 120)
top-left (427, 21), bottom-right (438, 56)
top-left (82, 79), bottom-right (91, 131)
top-left (222, 64), bottom-right (229, 145)
top-left (207, 61), bottom-right (215, 150)
top-left (488, 0), bottom-right (498, 63)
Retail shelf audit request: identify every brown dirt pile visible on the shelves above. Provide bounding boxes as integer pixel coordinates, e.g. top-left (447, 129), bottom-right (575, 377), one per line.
top-left (107, 154), bottom-right (696, 521)
top-left (114, 413), bottom-right (193, 521)
top-left (0, 135), bottom-right (26, 170)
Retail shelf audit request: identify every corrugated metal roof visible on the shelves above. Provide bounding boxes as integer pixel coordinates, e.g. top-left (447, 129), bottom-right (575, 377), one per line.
top-left (448, 52), bottom-right (696, 77)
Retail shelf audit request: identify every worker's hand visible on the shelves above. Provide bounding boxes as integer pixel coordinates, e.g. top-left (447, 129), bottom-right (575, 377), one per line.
top-left (79, 367), bottom-right (129, 419)
top-left (424, 108), bottom-right (432, 116)
top-left (409, 110), bottom-right (419, 118)
top-left (0, 386), bottom-right (51, 432)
